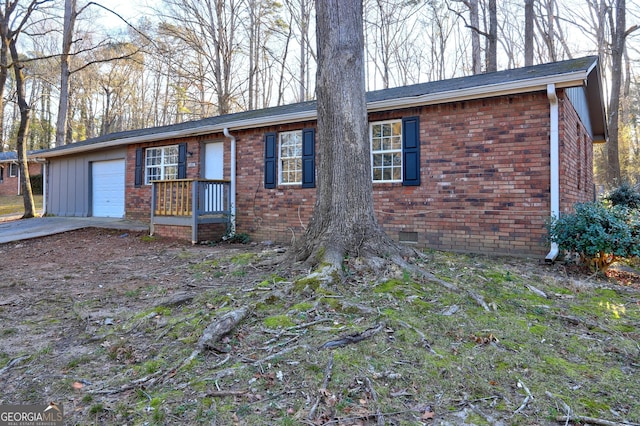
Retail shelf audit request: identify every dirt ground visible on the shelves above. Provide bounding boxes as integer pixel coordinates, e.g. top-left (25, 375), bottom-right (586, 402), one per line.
top-left (0, 228), bottom-right (262, 422)
top-left (1, 228), bottom-right (639, 426)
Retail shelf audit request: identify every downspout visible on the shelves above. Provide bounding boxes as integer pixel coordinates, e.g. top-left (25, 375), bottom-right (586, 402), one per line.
top-left (15, 162), bottom-right (20, 195)
top-left (41, 162), bottom-right (47, 216)
top-left (546, 83), bottom-right (560, 262)
top-left (223, 128), bottom-right (236, 236)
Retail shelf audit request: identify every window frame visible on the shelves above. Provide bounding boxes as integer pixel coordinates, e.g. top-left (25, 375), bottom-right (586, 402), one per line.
top-left (370, 119), bottom-right (403, 183)
top-left (144, 145), bottom-right (180, 185)
top-left (8, 163), bottom-right (18, 177)
top-left (278, 130), bottom-right (303, 185)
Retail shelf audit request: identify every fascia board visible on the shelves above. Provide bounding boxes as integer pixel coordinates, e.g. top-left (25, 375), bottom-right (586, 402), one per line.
top-left (367, 71), bottom-right (589, 112)
top-left (32, 110), bottom-right (318, 159)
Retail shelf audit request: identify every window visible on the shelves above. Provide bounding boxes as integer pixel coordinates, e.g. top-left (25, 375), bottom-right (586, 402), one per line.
top-left (370, 116), bottom-right (420, 186)
top-left (8, 163), bottom-right (18, 177)
top-left (145, 145), bottom-right (179, 184)
top-left (279, 130), bottom-right (303, 184)
top-left (264, 128), bottom-right (315, 189)
top-left (371, 120), bottom-right (403, 182)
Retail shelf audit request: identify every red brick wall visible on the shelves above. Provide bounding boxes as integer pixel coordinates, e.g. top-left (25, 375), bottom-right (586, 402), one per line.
top-left (125, 90), bottom-right (595, 257)
top-left (234, 94), bottom-right (556, 256)
top-left (559, 96), bottom-right (595, 209)
top-left (0, 163), bottom-right (43, 197)
top-left (125, 135), bottom-right (225, 221)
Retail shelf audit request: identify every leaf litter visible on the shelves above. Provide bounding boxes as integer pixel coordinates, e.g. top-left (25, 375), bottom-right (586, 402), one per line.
top-left (0, 228), bottom-right (639, 425)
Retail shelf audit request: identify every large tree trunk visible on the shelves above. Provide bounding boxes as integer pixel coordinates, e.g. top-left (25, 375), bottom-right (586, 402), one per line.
top-left (606, 0), bottom-right (639, 186)
top-left (293, 0), bottom-right (405, 272)
top-left (486, 0), bottom-right (497, 72)
top-left (524, 0), bottom-right (534, 66)
top-left (55, 0), bottom-right (76, 147)
top-left (468, 0), bottom-right (481, 74)
top-left (9, 39), bottom-right (36, 218)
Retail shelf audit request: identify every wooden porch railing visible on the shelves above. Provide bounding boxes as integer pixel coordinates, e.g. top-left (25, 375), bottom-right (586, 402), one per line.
top-left (150, 179), bottom-right (232, 243)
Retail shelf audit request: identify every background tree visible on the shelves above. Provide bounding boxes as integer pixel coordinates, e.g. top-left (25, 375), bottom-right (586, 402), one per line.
top-left (605, 0), bottom-right (638, 186)
top-left (524, 0), bottom-right (534, 65)
top-left (54, 0), bottom-right (76, 146)
top-left (1, 0), bottom-right (55, 217)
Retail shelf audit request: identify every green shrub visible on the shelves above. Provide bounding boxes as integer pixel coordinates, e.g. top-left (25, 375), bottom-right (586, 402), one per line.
top-left (605, 182), bottom-right (640, 209)
top-left (549, 202), bottom-right (640, 271)
top-left (30, 174), bottom-right (43, 195)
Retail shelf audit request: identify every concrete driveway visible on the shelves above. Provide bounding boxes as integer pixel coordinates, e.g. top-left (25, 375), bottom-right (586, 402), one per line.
top-left (0, 216), bottom-right (149, 244)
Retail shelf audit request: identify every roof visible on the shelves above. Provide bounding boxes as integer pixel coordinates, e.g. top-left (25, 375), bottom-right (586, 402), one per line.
top-left (0, 152), bottom-right (17, 162)
top-left (33, 56), bottom-right (607, 159)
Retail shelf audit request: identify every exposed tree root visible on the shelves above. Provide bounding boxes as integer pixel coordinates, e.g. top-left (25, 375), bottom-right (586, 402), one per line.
top-left (318, 323), bottom-right (385, 349)
top-left (0, 355), bottom-right (30, 377)
top-left (293, 231), bottom-right (491, 312)
top-left (555, 415), bottom-right (634, 426)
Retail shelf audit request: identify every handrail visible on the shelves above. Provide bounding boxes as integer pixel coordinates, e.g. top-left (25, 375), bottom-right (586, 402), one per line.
top-left (151, 179), bottom-right (231, 217)
top-left (150, 179), bottom-right (232, 244)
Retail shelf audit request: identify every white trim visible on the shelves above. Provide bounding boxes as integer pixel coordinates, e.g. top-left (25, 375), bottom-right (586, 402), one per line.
top-left (370, 119), bottom-right (403, 183)
top-left (278, 130), bottom-right (303, 185)
top-left (145, 145), bottom-right (179, 184)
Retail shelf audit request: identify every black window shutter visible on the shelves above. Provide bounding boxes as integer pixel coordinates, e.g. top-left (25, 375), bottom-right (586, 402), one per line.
top-left (178, 143), bottom-right (188, 179)
top-left (402, 116), bottom-right (420, 186)
top-left (264, 132), bottom-right (277, 188)
top-left (134, 147), bottom-right (143, 187)
top-left (301, 128), bottom-right (316, 188)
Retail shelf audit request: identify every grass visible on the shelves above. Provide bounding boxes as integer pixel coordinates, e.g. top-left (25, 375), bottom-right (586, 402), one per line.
top-left (0, 194), bottom-right (43, 216)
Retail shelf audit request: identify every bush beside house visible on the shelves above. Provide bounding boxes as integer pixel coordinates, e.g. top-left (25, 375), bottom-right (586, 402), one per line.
top-left (549, 184), bottom-right (640, 271)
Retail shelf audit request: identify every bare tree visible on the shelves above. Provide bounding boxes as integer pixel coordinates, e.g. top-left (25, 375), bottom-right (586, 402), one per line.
top-left (606, 0), bottom-right (639, 185)
top-left (449, 0), bottom-right (495, 73)
top-left (486, 0), bottom-right (497, 71)
top-left (468, 0), bottom-right (481, 73)
top-left (282, 0), bottom-right (315, 102)
top-left (0, 0), bottom-right (54, 217)
top-left (159, 0), bottom-right (241, 115)
top-left (524, 0), bottom-right (534, 65)
top-left (54, 0), bottom-right (76, 146)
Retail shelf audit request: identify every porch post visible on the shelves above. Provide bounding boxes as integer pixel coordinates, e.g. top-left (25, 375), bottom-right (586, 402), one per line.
top-left (150, 182), bottom-right (156, 236)
top-left (191, 180), bottom-right (198, 244)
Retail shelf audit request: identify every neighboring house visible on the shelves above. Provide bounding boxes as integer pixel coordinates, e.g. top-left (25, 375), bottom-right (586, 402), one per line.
top-left (31, 56), bottom-right (607, 258)
top-left (0, 152), bottom-right (43, 197)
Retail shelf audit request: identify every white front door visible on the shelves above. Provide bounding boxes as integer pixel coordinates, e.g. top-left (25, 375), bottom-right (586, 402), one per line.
top-left (204, 142), bottom-right (225, 212)
top-left (205, 142), bottom-right (224, 180)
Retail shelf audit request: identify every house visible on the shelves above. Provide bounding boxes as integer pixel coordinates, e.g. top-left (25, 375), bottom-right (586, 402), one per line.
top-left (0, 151), bottom-right (43, 197)
top-left (31, 56), bottom-right (607, 258)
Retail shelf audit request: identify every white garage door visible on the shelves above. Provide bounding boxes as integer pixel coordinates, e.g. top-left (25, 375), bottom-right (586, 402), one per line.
top-left (92, 159), bottom-right (125, 217)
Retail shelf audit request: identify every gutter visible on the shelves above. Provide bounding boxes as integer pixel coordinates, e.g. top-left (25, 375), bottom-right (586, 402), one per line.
top-left (223, 128), bottom-right (236, 236)
top-left (545, 84), bottom-right (560, 262)
top-left (367, 70), bottom-right (589, 113)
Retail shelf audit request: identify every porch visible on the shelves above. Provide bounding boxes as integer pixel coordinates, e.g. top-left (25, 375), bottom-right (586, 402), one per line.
top-left (150, 179), bottom-right (232, 244)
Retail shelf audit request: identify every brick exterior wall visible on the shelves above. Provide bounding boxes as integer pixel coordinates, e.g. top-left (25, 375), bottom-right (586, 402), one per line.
top-left (125, 90), bottom-right (595, 257)
top-left (558, 95), bottom-right (596, 210)
top-left (0, 163), bottom-right (43, 197)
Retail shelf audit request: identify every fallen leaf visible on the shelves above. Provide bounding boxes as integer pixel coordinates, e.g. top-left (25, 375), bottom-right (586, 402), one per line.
top-left (422, 410), bottom-right (435, 420)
